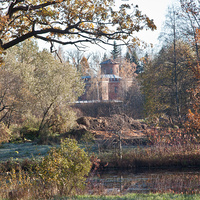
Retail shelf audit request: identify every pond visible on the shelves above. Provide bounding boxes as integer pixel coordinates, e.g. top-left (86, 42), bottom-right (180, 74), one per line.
top-left (87, 168), bottom-right (200, 195)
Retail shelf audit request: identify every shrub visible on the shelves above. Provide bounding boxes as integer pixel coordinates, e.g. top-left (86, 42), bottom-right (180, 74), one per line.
top-left (20, 125), bottom-right (39, 141)
top-left (49, 107), bottom-right (78, 134)
top-left (0, 122), bottom-right (11, 144)
top-left (37, 138), bottom-right (91, 196)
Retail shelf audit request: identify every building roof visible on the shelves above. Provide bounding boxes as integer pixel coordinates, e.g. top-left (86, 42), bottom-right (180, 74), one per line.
top-left (100, 74), bottom-right (122, 79)
top-left (81, 75), bottom-right (91, 79)
top-left (100, 59), bottom-right (119, 65)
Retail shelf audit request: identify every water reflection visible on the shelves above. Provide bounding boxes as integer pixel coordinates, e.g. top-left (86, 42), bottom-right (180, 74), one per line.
top-left (87, 168), bottom-right (200, 194)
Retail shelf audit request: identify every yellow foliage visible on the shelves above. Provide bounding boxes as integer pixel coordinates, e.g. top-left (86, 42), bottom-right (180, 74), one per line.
top-left (185, 63), bottom-right (200, 134)
top-left (0, 0), bottom-right (156, 51)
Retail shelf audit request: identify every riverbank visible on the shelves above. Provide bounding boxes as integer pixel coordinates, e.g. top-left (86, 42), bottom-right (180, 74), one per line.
top-left (0, 126), bottom-right (200, 199)
top-left (98, 143), bottom-right (200, 171)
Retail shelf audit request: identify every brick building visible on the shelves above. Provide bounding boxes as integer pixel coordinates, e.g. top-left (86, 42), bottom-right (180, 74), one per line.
top-left (79, 59), bottom-right (133, 101)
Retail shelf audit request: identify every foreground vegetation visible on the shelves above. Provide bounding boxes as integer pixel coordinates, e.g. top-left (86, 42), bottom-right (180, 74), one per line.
top-left (0, 138), bottom-right (91, 200)
top-left (65, 194), bottom-right (200, 200)
top-left (98, 128), bottom-right (200, 170)
top-left (0, 1), bottom-right (199, 200)
top-left (0, 127), bottom-right (200, 199)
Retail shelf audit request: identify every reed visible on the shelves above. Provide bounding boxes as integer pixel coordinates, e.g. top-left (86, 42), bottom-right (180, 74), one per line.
top-left (99, 128), bottom-right (200, 170)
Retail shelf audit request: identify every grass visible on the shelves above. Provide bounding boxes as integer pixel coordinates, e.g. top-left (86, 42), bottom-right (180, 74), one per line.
top-left (0, 142), bottom-right (51, 162)
top-left (54, 193), bottom-right (200, 199)
top-left (98, 128), bottom-right (200, 170)
top-left (0, 128), bottom-right (200, 199)
top-left (1, 193), bottom-right (200, 200)
top-left (98, 143), bottom-right (200, 170)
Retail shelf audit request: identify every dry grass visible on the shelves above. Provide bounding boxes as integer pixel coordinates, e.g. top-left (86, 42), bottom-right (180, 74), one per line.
top-left (0, 128), bottom-right (200, 199)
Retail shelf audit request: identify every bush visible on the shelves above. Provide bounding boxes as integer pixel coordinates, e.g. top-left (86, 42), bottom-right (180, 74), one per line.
top-left (49, 107), bottom-right (78, 134)
top-left (37, 138), bottom-right (91, 196)
top-left (20, 125), bottom-right (39, 141)
top-left (0, 122), bottom-right (11, 144)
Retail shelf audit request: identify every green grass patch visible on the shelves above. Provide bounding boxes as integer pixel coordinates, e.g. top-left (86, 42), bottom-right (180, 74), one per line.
top-left (57, 193), bottom-right (200, 200)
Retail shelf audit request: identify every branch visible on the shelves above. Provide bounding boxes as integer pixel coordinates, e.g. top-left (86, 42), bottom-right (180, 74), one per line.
top-left (7, 0), bottom-right (62, 18)
top-left (1, 21), bottom-right (81, 49)
top-left (2, 22), bottom-right (129, 50)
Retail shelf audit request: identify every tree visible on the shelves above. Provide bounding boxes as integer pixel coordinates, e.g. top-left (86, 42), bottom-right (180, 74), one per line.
top-left (185, 29), bottom-right (200, 135)
top-left (102, 52), bottom-right (109, 62)
top-left (89, 51), bottom-right (102, 74)
top-left (0, 65), bottom-right (31, 127)
top-left (126, 46), bottom-right (139, 64)
top-left (0, 1), bottom-right (156, 53)
top-left (185, 68), bottom-right (200, 134)
top-left (125, 46), bottom-right (143, 73)
top-left (4, 40), bottom-right (84, 133)
top-left (125, 51), bottom-right (131, 62)
top-left (140, 41), bottom-right (195, 119)
top-left (111, 41), bottom-right (120, 60)
top-left (66, 50), bottom-right (84, 72)
top-left (159, 6), bottom-right (183, 44)
top-left (159, 6), bottom-right (187, 118)
top-left (80, 56), bottom-right (90, 75)
top-left (179, 0), bottom-right (200, 63)
top-left (119, 58), bottom-right (137, 78)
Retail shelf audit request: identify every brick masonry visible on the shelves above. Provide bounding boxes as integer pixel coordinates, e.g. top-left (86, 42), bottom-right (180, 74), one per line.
top-left (79, 59), bottom-right (133, 101)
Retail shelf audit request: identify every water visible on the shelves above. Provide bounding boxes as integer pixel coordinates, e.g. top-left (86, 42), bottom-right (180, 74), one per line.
top-left (87, 168), bottom-right (200, 194)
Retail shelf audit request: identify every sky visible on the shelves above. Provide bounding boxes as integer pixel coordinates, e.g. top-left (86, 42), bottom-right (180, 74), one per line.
top-left (39, 0), bottom-right (175, 55)
top-left (115, 0), bottom-right (174, 52)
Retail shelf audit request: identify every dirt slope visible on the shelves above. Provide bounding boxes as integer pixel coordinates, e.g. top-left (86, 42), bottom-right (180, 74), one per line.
top-left (76, 114), bottom-right (147, 139)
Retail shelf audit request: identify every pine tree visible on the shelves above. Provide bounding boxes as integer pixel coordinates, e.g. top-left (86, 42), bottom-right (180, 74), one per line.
top-left (111, 41), bottom-right (120, 60)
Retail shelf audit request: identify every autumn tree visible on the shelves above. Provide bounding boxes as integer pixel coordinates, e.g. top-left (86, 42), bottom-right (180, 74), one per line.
top-left (185, 27), bottom-right (200, 134)
top-left (0, 0), bottom-right (156, 54)
top-left (122, 78), bottom-right (144, 119)
top-left (120, 58), bottom-right (137, 78)
top-left (80, 56), bottom-right (90, 75)
top-left (140, 41), bottom-right (195, 120)
top-left (179, 0), bottom-right (200, 63)
top-left (185, 63), bottom-right (200, 134)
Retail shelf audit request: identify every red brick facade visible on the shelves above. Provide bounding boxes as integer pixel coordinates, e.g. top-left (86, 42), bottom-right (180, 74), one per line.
top-left (79, 59), bottom-right (132, 101)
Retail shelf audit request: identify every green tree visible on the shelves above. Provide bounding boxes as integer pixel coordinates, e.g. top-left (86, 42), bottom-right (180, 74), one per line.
top-left (4, 40), bottom-right (84, 134)
top-left (111, 41), bottom-right (120, 60)
top-left (0, 65), bottom-right (31, 127)
top-left (125, 51), bottom-right (131, 62)
top-left (126, 46), bottom-right (139, 64)
top-left (102, 52), bottom-right (109, 62)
